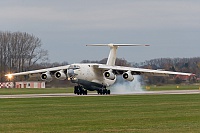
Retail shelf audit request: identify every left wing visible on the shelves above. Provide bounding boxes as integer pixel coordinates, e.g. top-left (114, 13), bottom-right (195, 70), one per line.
top-left (97, 64), bottom-right (194, 76)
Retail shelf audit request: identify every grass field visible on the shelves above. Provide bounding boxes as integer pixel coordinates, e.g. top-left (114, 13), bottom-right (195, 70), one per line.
top-left (0, 94), bottom-right (200, 133)
top-left (146, 84), bottom-right (200, 91)
top-left (0, 88), bottom-right (70, 95)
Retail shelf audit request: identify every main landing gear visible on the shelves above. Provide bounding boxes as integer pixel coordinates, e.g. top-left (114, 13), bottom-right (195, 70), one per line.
top-left (97, 89), bottom-right (110, 95)
top-left (73, 86), bottom-right (111, 95)
top-left (74, 86), bottom-right (87, 95)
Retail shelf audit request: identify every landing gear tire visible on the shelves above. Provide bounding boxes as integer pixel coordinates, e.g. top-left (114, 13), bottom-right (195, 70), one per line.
top-left (107, 90), bottom-right (110, 95)
top-left (74, 86), bottom-right (78, 94)
top-left (98, 89), bottom-right (103, 95)
top-left (103, 89), bottom-right (107, 95)
top-left (77, 90), bottom-right (80, 95)
top-left (84, 90), bottom-right (88, 95)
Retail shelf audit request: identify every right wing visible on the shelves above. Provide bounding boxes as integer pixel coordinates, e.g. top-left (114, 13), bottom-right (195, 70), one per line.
top-left (5, 65), bottom-right (70, 77)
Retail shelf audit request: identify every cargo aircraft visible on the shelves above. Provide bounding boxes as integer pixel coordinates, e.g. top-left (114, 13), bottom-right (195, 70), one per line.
top-left (5, 44), bottom-right (194, 95)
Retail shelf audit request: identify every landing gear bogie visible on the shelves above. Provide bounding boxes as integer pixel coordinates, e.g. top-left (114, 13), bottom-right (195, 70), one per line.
top-left (97, 89), bottom-right (110, 95)
top-left (74, 85), bottom-right (87, 95)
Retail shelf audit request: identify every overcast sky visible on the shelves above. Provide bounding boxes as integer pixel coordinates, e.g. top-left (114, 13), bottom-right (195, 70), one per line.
top-left (1, 0), bottom-right (200, 64)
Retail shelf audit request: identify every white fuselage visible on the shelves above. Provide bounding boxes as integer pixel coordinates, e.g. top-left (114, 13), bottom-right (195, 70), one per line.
top-left (72, 63), bottom-right (116, 87)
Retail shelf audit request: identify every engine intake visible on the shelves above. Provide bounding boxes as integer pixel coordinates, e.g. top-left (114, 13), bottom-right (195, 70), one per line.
top-left (122, 71), bottom-right (134, 81)
top-left (41, 71), bottom-right (52, 82)
top-left (103, 69), bottom-right (116, 80)
top-left (55, 70), bottom-right (67, 80)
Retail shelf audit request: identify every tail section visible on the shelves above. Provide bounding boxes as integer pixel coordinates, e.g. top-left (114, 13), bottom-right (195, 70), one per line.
top-left (86, 43), bottom-right (149, 66)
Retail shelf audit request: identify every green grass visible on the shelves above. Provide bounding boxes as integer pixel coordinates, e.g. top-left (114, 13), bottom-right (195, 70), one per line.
top-left (0, 88), bottom-right (73, 95)
top-left (0, 94), bottom-right (200, 133)
top-left (145, 85), bottom-right (200, 91)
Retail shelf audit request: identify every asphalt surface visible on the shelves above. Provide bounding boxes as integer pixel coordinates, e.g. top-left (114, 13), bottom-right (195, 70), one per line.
top-left (0, 90), bottom-right (200, 99)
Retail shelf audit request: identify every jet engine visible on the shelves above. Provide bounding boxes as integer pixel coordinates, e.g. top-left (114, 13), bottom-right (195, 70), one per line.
top-left (122, 71), bottom-right (134, 81)
top-left (55, 70), bottom-right (67, 80)
top-left (41, 71), bottom-right (52, 82)
top-left (103, 69), bottom-right (116, 80)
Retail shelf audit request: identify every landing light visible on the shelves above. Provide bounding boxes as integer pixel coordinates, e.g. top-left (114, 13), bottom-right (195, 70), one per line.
top-left (6, 74), bottom-right (13, 80)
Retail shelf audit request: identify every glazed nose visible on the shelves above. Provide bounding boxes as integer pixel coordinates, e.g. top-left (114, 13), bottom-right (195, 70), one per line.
top-left (67, 69), bottom-right (75, 78)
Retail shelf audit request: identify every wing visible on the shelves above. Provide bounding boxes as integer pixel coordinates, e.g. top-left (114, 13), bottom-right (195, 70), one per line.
top-left (5, 65), bottom-right (70, 77)
top-left (96, 64), bottom-right (194, 76)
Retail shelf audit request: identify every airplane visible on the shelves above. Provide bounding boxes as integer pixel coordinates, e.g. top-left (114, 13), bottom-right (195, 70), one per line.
top-left (5, 44), bottom-right (194, 95)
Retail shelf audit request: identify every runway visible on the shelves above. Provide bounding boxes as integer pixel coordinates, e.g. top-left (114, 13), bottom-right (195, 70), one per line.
top-left (0, 90), bottom-right (200, 99)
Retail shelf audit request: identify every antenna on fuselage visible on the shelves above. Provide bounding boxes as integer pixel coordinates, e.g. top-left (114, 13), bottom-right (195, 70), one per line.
top-left (86, 43), bottom-right (149, 66)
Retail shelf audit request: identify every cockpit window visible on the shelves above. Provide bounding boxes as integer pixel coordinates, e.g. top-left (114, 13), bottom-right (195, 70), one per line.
top-left (69, 65), bottom-right (80, 69)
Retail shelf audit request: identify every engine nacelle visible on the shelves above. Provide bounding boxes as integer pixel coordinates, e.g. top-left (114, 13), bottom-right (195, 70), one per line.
top-left (55, 70), bottom-right (67, 80)
top-left (103, 70), bottom-right (116, 80)
top-left (122, 71), bottom-right (134, 81)
top-left (41, 71), bottom-right (52, 82)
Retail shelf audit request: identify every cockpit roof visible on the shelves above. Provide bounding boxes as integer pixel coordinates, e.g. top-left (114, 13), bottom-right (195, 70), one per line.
top-left (69, 64), bottom-right (80, 69)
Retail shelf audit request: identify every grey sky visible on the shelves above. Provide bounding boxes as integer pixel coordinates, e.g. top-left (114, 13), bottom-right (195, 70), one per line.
top-left (0, 0), bottom-right (200, 63)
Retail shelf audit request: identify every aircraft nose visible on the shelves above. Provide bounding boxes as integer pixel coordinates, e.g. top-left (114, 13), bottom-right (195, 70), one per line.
top-left (67, 69), bottom-right (76, 78)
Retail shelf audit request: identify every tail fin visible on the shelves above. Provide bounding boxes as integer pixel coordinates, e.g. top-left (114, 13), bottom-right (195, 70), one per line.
top-left (86, 43), bottom-right (149, 66)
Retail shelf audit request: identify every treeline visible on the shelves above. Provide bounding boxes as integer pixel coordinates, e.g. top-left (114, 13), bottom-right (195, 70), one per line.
top-left (0, 32), bottom-right (48, 81)
top-left (133, 58), bottom-right (200, 84)
top-left (137, 57), bottom-right (200, 76)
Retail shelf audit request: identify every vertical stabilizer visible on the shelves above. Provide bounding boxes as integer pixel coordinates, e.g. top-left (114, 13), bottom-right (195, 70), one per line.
top-left (106, 44), bottom-right (118, 66)
top-left (86, 43), bottom-right (149, 66)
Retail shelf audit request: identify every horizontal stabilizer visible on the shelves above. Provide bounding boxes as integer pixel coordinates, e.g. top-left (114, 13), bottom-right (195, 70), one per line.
top-left (86, 43), bottom-right (149, 66)
top-left (86, 43), bottom-right (149, 47)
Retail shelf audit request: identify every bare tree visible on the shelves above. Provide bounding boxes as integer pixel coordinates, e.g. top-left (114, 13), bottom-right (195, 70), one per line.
top-left (0, 31), bottom-right (48, 81)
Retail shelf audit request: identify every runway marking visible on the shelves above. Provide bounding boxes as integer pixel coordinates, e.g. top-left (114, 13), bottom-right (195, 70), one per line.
top-left (0, 90), bottom-right (200, 99)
